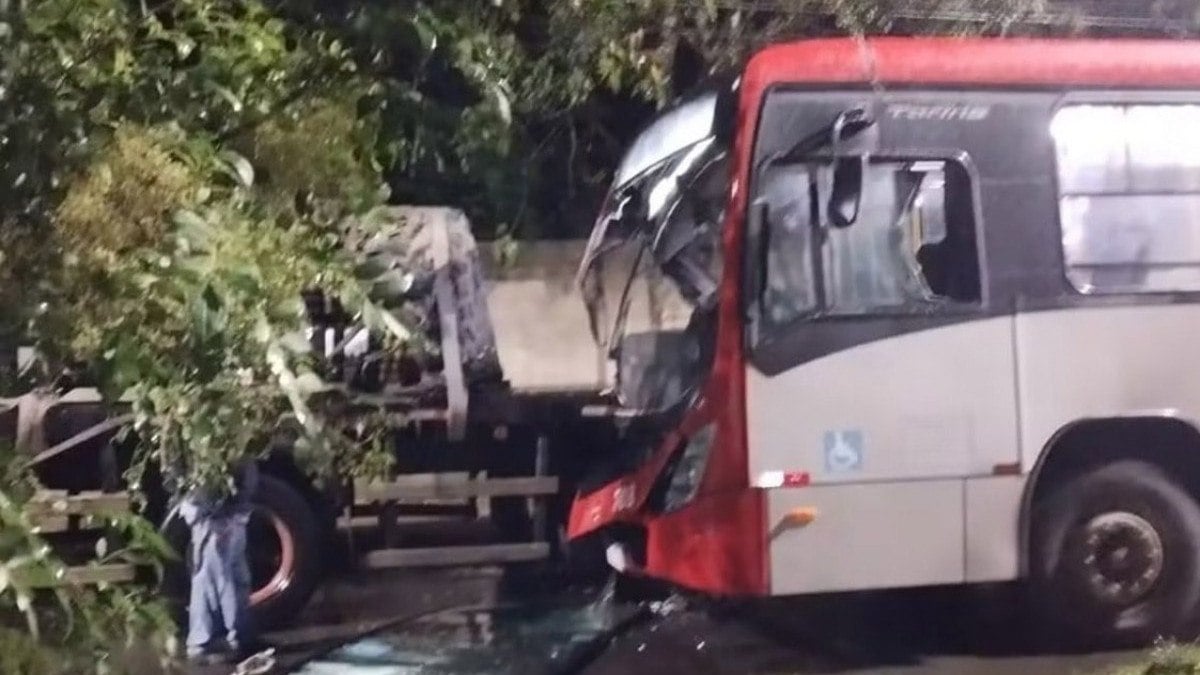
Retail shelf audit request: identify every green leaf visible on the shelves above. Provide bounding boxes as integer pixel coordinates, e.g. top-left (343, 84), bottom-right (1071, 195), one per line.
top-left (491, 83), bottom-right (512, 126)
top-left (412, 17), bottom-right (438, 53)
top-left (354, 252), bottom-right (394, 279)
top-left (212, 84), bottom-right (244, 113)
top-left (219, 150), bottom-right (255, 188)
top-left (172, 209), bottom-right (213, 247)
top-left (369, 269), bottom-right (415, 302)
top-left (174, 35), bottom-right (197, 60)
top-left (190, 286), bottom-right (226, 338)
top-left (278, 331), bottom-right (311, 354)
top-left (293, 371), bottom-right (328, 395)
top-left (201, 284), bottom-right (222, 311)
top-left (362, 301), bottom-right (411, 343)
top-left (254, 317), bottom-right (273, 344)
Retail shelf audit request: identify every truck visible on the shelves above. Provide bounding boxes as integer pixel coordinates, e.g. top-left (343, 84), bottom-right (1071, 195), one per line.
top-left (567, 35), bottom-right (1200, 646)
top-left (1, 205), bottom-right (653, 627)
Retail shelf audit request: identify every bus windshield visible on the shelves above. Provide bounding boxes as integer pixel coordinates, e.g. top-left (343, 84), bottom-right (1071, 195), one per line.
top-left (578, 93), bottom-right (729, 413)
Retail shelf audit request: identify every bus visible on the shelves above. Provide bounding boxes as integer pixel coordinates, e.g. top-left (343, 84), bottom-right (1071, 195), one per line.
top-left (568, 37), bottom-right (1200, 645)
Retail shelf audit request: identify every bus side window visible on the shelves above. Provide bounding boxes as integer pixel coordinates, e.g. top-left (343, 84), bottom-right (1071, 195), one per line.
top-left (758, 165), bottom-right (819, 325)
top-left (752, 156), bottom-right (981, 339)
top-left (1053, 103), bottom-right (1200, 294)
top-left (820, 158), bottom-right (981, 314)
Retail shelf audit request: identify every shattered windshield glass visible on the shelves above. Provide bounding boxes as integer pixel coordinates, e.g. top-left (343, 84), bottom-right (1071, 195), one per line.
top-left (578, 108), bottom-right (729, 413)
top-left (577, 91), bottom-right (719, 296)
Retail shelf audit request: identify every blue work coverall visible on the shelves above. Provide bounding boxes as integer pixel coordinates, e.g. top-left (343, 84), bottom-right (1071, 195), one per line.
top-left (179, 461), bottom-right (258, 656)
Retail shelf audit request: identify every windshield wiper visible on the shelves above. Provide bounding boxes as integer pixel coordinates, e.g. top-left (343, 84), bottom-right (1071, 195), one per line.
top-left (758, 107), bottom-right (873, 171)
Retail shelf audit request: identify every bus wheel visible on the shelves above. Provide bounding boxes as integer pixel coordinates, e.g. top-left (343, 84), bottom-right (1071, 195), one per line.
top-left (246, 476), bottom-right (322, 630)
top-left (1031, 460), bottom-right (1200, 646)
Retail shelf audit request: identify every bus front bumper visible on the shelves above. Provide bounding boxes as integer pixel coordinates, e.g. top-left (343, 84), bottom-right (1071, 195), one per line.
top-left (569, 476), bottom-right (768, 596)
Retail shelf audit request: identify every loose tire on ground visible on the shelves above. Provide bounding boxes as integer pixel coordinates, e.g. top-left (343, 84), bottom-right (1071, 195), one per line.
top-left (1031, 460), bottom-right (1200, 646)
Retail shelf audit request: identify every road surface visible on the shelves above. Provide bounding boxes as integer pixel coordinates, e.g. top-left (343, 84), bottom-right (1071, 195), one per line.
top-left (582, 588), bottom-right (1143, 675)
top-left (273, 573), bottom-right (1150, 675)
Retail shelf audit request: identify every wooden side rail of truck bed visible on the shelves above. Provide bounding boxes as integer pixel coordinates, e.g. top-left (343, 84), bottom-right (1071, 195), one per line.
top-left (23, 489), bottom-right (137, 587)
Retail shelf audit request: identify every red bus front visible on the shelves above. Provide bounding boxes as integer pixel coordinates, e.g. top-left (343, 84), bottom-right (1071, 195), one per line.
top-left (566, 80), bottom-right (770, 595)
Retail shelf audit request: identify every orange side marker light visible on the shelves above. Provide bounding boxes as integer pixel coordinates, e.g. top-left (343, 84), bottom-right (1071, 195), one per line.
top-left (784, 506), bottom-right (819, 527)
top-left (768, 506), bottom-right (819, 541)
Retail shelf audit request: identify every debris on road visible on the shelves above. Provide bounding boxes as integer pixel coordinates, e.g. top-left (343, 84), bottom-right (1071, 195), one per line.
top-left (290, 593), bottom-right (641, 674)
top-left (233, 648), bottom-right (276, 675)
top-left (647, 594), bottom-right (687, 618)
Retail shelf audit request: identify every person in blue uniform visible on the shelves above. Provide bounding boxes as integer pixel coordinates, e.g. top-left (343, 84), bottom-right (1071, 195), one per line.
top-left (180, 459), bottom-right (259, 665)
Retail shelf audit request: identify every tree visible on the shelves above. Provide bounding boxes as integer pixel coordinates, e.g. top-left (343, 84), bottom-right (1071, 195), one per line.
top-left (269, 0), bottom-right (1200, 242)
top-left (0, 0), bottom-right (399, 669)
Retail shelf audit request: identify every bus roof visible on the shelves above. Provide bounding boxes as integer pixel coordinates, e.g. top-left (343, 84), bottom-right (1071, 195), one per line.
top-left (746, 37), bottom-right (1200, 89)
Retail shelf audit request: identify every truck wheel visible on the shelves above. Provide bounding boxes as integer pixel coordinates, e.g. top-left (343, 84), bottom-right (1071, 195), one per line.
top-left (246, 476), bottom-right (323, 630)
top-left (1031, 460), bottom-right (1200, 646)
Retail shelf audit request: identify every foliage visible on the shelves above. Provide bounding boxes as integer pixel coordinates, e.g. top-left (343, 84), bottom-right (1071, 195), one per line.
top-left (269, 0), bottom-right (1067, 241)
top-left (2, 0), bottom-right (400, 491)
top-left (238, 97), bottom-right (386, 215)
top-left (56, 127), bottom-right (200, 270)
top-left (45, 123), bottom-right (397, 499)
top-left (0, 443), bottom-right (176, 674)
top-left (49, 127), bottom-right (207, 360)
top-left (0, 0), bottom-right (372, 339)
top-left (1, 0), bottom-right (399, 668)
top-left (1108, 638), bottom-right (1200, 674)
top-left (269, 0), bottom-right (1200, 242)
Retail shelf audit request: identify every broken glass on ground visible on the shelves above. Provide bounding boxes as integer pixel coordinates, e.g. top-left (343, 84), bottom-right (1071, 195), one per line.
top-left (291, 593), bottom-right (640, 675)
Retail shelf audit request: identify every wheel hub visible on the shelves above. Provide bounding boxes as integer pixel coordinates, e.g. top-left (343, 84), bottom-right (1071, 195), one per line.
top-left (1079, 511), bottom-right (1164, 606)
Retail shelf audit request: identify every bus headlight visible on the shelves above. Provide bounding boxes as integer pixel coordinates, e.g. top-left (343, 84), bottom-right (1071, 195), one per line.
top-left (662, 423), bottom-right (717, 512)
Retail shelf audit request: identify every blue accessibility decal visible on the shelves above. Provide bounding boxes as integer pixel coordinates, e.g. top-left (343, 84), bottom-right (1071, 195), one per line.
top-left (824, 430), bottom-right (864, 473)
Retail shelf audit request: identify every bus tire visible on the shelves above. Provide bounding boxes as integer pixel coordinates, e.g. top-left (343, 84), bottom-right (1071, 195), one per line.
top-left (246, 475), bottom-right (323, 630)
top-left (1031, 460), bottom-right (1200, 646)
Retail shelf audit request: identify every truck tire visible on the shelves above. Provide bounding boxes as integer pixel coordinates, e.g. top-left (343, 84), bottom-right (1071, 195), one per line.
top-left (1031, 460), bottom-right (1200, 646)
top-left (246, 476), bottom-right (323, 630)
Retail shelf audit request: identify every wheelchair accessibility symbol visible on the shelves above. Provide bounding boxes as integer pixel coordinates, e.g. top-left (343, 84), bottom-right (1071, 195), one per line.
top-left (824, 430), bottom-right (864, 473)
